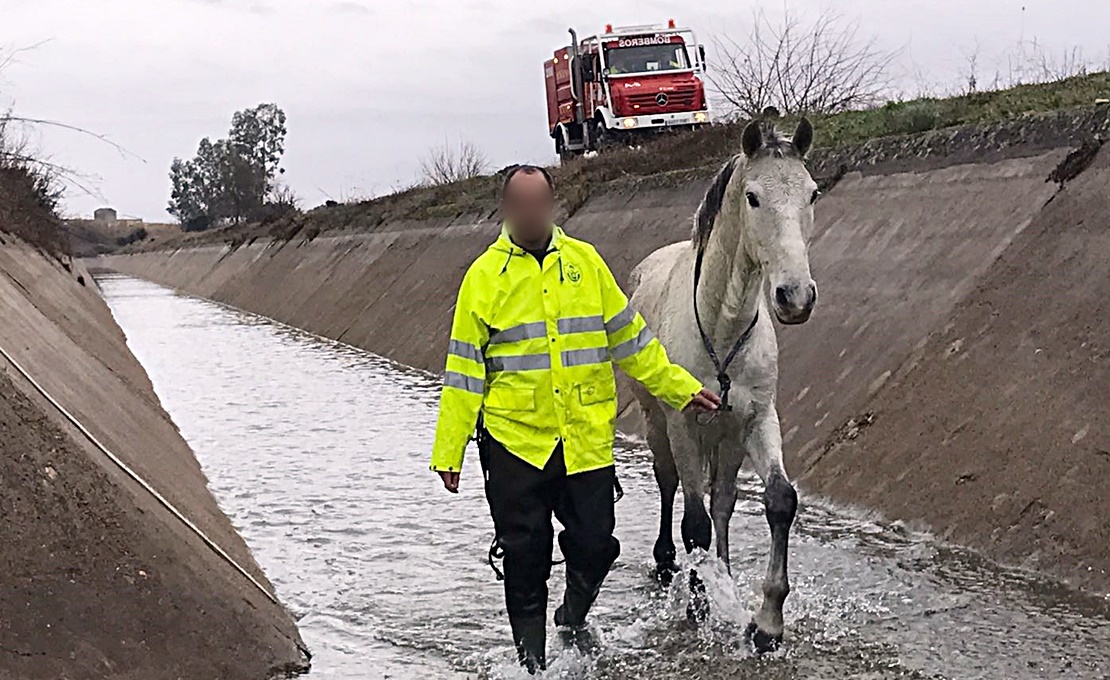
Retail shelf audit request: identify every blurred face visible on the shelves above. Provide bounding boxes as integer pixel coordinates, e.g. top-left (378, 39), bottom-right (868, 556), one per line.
top-left (502, 170), bottom-right (556, 246)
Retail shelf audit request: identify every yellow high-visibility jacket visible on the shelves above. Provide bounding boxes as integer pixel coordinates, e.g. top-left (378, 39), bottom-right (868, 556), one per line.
top-left (430, 225), bottom-right (703, 475)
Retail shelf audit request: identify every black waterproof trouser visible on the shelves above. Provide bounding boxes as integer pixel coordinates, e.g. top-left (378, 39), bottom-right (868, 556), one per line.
top-left (479, 432), bottom-right (621, 624)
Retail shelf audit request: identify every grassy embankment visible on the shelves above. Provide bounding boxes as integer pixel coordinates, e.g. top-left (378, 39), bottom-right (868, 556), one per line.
top-left (291, 72), bottom-right (1110, 233)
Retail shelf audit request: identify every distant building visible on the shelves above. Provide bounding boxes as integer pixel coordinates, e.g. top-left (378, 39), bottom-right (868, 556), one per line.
top-left (93, 207), bottom-right (118, 223)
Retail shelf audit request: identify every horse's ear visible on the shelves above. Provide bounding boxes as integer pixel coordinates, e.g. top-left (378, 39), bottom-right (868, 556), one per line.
top-left (742, 120), bottom-right (763, 158)
top-left (793, 117), bottom-right (814, 157)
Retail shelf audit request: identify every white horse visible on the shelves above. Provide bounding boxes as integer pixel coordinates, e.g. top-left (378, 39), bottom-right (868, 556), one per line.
top-left (628, 118), bottom-right (819, 651)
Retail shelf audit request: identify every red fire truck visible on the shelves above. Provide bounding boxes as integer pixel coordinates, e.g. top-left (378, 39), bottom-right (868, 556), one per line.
top-left (544, 20), bottom-right (711, 159)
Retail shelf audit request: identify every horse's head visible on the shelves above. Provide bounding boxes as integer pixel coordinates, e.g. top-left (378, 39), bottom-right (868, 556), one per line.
top-left (739, 118), bottom-right (819, 325)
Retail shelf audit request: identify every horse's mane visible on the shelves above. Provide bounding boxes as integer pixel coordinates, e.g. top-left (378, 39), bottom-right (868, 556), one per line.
top-left (691, 124), bottom-right (797, 252)
top-left (692, 156), bottom-right (738, 253)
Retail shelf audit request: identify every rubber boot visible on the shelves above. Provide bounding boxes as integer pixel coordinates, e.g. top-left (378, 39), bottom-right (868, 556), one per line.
top-left (554, 567), bottom-right (601, 627)
top-left (509, 615), bottom-right (547, 674)
top-left (554, 569), bottom-right (602, 655)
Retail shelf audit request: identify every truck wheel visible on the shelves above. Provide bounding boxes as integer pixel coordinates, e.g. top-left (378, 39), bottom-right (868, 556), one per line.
top-left (556, 129), bottom-right (574, 163)
top-left (592, 120), bottom-right (618, 152)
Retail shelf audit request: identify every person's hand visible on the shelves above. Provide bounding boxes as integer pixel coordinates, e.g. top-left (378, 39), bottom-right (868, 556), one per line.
top-left (437, 470), bottom-right (460, 493)
top-left (684, 388), bottom-right (721, 414)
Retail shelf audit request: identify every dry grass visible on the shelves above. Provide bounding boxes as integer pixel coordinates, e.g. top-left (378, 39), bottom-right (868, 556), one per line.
top-left (0, 114), bottom-right (67, 255)
top-left (0, 164), bottom-right (67, 256)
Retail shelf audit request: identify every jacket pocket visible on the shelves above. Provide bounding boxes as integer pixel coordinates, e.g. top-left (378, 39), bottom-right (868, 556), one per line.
top-left (485, 387), bottom-right (537, 412)
top-left (578, 379), bottom-right (616, 406)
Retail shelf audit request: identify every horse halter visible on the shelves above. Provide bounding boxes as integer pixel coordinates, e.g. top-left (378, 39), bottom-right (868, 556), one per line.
top-left (692, 243), bottom-right (759, 425)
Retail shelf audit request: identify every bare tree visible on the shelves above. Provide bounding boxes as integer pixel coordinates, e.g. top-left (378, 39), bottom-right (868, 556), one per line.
top-left (1003, 37), bottom-right (1092, 86)
top-left (270, 182), bottom-right (301, 211)
top-left (710, 9), bottom-right (900, 118)
top-left (942, 35), bottom-right (1105, 96)
top-left (959, 39), bottom-right (983, 94)
top-left (419, 140), bottom-right (490, 186)
top-left (2, 45), bottom-right (114, 200)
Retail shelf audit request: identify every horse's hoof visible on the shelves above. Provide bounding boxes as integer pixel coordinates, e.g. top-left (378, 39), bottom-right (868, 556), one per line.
top-left (745, 621), bottom-right (783, 654)
top-left (686, 598), bottom-right (710, 625)
top-left (654, 561), bottom-right (678, 585)
top-left (686, 570), bottom-right (709, 624)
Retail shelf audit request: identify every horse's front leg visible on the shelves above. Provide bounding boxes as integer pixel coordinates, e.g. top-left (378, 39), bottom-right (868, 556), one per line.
top-left (744, 404), bottom-right (798, 653)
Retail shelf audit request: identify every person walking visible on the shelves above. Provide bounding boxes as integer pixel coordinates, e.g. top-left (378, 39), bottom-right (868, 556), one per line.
top-left (430, 164), bottom-right (719, 672)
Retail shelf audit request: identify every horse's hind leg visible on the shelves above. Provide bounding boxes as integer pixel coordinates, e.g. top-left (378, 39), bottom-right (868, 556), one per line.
top-left (673, 446), bottom-right (711, 557)
top-left (669, 424), bottom-right (712, 622)
top-left (645, 401), bottom-right (679, 582)
top-left (744, 405), bottom-right (798, 653)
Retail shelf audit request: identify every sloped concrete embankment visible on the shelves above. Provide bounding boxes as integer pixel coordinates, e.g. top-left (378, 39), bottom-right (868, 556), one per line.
top-left (800, 143), bottom-right (1110, 592)
top-left (99, 127), bottom-right (1107, 591)
top-left (0, 238), bottom-right (307, 679)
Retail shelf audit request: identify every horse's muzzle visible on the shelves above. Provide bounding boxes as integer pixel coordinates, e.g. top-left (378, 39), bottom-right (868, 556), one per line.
top-left (773, 282), bottom-right (817, 325)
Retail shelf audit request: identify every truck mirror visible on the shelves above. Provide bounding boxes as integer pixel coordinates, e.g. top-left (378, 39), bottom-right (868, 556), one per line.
top-left (698, 45), bottom-right (707, 70)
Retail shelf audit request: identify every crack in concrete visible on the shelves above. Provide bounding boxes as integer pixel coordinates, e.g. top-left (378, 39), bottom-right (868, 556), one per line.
top-left (0, 643), bottom-right (44, 658)
top-left (3, 270), bottom-right (31, 296)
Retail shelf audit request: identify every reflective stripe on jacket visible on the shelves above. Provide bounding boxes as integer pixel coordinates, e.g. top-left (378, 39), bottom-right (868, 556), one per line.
top-left (430, 225), bottom-right (703, 475)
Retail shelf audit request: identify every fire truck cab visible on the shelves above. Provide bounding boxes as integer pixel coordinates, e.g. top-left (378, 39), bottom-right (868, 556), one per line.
top-left (545, 20), bottom-right (710, 159)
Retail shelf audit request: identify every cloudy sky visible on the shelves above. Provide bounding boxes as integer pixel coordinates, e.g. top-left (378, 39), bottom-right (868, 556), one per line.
top-left (3, 0), bottom-right (1108, 221)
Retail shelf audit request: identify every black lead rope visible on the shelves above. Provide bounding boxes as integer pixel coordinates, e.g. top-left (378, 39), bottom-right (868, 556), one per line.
top-left (692, 245), bottom-right (759, 419)
top-left (487, 539), bottom-right (567, 582)
top-left (488, 538), bottom-right (506, 581)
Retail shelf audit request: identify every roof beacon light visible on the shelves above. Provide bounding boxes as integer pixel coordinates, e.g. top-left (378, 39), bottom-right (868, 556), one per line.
top-left (605, 23), bottom-right (613, 33)
top-left (668, 18), bottom-right (676, 28)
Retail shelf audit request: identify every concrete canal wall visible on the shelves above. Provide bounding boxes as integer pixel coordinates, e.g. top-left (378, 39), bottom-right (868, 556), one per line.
top-left (0, 236), bottom-right (308, 679)
top-left (99, 111), bottom-right (1110, 592)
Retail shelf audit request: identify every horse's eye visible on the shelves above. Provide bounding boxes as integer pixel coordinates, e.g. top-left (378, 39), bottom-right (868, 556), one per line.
top-left (746, 192), bottom-right (760, 208)
top-left (811, 190), bottom-right (821, 204)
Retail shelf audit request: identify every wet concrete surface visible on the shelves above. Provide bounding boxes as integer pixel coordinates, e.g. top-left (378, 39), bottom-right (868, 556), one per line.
top-left (99, 274), bottom-right (1110, 680)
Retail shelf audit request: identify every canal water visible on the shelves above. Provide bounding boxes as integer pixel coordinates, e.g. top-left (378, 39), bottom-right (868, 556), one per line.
top-left (97, 274), bottom-right (1110, 680)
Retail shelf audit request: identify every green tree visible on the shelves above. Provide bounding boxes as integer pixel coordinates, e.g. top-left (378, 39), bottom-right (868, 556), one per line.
top-left (167, 157), bottom-right (206, 230)
top-left (167, 103), bottom-right (291, 229)
top-left (230, 103), bottom-right (286, 185)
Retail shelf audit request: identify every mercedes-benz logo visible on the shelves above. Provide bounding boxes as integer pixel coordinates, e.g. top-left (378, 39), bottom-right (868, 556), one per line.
top-left (656, 93), bottom-right (669, 106)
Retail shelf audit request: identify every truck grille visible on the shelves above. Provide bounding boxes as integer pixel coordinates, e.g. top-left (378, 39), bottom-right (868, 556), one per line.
top-left (626, 90), bottom-right (698, 112)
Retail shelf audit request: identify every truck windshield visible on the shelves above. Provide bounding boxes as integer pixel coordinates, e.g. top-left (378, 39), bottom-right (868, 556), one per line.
top-left (605, 43), bottom-right (691, 75)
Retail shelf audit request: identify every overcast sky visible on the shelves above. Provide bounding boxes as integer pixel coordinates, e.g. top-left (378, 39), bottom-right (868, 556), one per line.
top-left (3, 0), bottom-right (1109, 221)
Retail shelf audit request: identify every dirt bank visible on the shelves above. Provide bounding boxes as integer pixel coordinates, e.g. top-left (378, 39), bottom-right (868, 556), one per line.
top-left (0, 238), bottom-right (308, 679)
top-left (99, 112), bottom-right (1110, 593)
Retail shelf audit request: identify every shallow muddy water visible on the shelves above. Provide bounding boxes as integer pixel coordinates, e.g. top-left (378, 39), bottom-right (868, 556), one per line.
top-left (98, 274), bottom-right (1110, 680)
